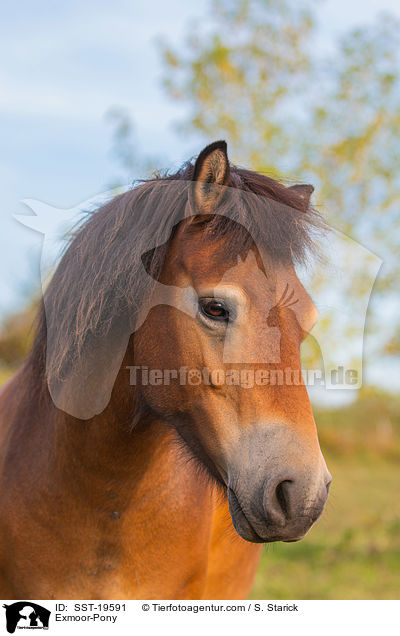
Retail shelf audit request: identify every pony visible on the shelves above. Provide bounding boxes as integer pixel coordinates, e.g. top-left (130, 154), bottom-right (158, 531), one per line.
top-left (0, 141), bottom-right (331, 599)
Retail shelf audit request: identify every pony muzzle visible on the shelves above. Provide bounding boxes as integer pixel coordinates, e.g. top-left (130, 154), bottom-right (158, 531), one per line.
top-left (226, 424), bottom-right (331, 543)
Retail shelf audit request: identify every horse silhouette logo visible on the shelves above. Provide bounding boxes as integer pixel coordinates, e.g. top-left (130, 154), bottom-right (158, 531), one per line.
top-left (16, 184), bottom-right (381, 418)
top-left (2, 602), bottom-right (50, 633)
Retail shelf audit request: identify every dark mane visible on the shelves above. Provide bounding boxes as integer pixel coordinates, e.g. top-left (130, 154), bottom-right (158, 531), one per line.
top-left (29, 160), bottom-right (323, 394)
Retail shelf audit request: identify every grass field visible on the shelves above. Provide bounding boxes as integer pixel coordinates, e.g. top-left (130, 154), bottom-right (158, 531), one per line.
top-left (250, 452), bottom-right (400, 599)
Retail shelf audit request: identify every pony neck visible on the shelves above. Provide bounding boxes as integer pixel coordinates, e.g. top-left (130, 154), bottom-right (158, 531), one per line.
top-left (22, 343), bottom-right (177, 497)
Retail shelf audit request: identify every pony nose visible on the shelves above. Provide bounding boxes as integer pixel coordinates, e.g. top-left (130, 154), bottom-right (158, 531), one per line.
top-left (263, 472), bottom-right (331, 528)
top-left (263, 478), bottom-right (293, 527)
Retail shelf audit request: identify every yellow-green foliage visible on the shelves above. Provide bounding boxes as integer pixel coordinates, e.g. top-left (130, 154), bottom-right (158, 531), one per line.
top-left (0, 301), bottom-right (37, 380)
top-left (315, 388), bottom-right (400, 461)
top-left (161, 0), bottom-right (400, 361)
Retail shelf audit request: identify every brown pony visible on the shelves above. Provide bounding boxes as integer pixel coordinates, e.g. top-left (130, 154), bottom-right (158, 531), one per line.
top-left (0, 141), bottom-right (331, 599)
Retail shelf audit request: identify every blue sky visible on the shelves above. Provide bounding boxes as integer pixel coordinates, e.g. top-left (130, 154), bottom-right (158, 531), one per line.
top-left (1, 0), bottom-right (399, 319)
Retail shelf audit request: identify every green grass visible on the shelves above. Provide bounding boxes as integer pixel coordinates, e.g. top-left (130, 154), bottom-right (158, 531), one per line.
top-left (250, 454), bottom-right (400, 599)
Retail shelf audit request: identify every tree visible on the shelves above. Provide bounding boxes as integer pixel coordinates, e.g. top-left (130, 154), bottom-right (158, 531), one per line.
top-left (161, 0), bottom-right (315, 173)
top-left (160, 0), bottom-right (400, 368)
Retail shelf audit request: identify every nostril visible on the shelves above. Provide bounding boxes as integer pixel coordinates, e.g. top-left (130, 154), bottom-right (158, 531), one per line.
top-left (326, 478), bottom-right (332, 494)
top-left (275, 480), bottom-right (291, 519)
top-left (264, 478), bottom-right (294, 527)
top-left (325, 470), bottom-right (333, 494)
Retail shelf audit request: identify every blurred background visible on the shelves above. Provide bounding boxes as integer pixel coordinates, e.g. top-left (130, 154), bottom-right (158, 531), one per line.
top-left (0, 0), bottom-right (399, 598)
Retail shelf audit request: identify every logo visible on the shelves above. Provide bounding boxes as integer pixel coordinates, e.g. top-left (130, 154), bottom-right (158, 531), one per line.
top-left (2, 603), bottom-right (50, 633)
top-left (15, 187), bottom-right (381, 418)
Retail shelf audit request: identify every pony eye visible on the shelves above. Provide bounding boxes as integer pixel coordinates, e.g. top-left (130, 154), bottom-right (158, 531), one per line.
top-left (200, 299), bottom-right (229, 321)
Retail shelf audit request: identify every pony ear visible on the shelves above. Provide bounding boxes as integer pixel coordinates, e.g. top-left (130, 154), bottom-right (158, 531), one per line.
top-left (288, 184), bottom-right (314, 209)
top-left (192, 140), bottom-right (230, 214)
